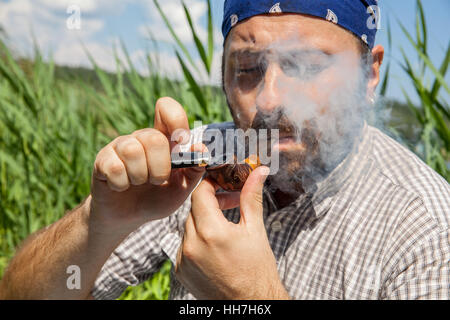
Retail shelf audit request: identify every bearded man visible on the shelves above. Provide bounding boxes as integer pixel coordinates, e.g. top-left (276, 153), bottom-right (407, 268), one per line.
top-left (1, 0), bottom-right (449, 300)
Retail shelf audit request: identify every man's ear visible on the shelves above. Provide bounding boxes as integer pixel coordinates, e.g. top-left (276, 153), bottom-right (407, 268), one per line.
top-left (367, 45), bottom-right (385, 98)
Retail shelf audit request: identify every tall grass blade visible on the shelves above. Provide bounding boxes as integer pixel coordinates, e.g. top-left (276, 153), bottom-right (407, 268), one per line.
top-left (152, 0), bottom-right (199, 75)
top-left (175, 50), bottom-right (208, 117)
top-left (430, 42), bottom-right (450, 101)
top-left (398, 22), bottom-right (450, 93)
top-left (207, 0), bottom-right (214, 71)
top-left (182, 1), bottom-right (210, 75)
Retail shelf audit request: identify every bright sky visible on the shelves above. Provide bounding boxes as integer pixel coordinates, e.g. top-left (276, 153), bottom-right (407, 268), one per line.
top-left (0, 0), bottom-right (448, 104)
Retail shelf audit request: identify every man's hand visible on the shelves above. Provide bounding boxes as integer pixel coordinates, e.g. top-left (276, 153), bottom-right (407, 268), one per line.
top-left (0, 97), bottom-right (206, 299)
top-left (175, 166), bottom-right (290, 300)
top-left (90, 97), bottom-right (205, 236)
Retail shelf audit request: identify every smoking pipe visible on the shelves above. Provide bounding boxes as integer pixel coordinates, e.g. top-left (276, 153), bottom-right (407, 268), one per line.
top-left (171, 152), bottom-right (261, 191)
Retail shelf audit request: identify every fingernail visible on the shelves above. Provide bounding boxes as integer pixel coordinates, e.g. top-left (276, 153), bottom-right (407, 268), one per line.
top-left (171, 129), bottom-right (191, 145)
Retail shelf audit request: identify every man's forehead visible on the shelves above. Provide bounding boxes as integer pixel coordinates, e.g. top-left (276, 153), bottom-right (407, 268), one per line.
top-left (224, 14), bottom-right (358, 57)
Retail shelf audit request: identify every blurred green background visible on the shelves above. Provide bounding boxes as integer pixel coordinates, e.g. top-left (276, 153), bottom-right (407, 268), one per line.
top-left (0, 0), bottom-right (448, 300)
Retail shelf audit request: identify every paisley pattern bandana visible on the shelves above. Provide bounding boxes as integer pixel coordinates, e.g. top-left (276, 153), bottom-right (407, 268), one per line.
top-left (222, 0), bottom-right (379, 48)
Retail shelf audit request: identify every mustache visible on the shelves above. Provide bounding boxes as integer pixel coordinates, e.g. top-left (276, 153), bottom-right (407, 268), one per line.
top-left (250, 107), bottom-right (320, 149)
top-left (251, 108), bottom-right (297, 135)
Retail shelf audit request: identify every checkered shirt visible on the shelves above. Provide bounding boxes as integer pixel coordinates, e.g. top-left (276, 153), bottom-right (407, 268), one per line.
top-left (91, 124), bottom-right (450, 300)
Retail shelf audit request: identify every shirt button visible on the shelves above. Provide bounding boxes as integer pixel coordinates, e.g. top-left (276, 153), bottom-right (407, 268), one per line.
top-left (271, 220), bottom-right (283, 232)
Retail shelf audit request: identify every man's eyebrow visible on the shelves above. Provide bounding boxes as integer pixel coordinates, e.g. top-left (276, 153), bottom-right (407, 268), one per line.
top-left (228, 49), bottom-right (263, 59)
top-left (283, 48), bottom-right (333, 59)
top-left (228, 48), bottom-right (332, 60)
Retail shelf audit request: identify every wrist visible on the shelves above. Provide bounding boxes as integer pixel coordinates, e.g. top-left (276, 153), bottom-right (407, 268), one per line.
top-left (271, 282), bottom-right (291, 300)
top-left (84, 195), bottom-right (134, 244)
top-left (253, 280), bottom-right (290, 300)
top-left (232, 279), bottom-right (290, 300)
top-left (257, 275), bottom-right (290, 300)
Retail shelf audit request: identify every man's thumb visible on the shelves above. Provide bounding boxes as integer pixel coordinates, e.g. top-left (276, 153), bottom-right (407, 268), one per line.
top-left (239, 166), bottom-right (270, 225)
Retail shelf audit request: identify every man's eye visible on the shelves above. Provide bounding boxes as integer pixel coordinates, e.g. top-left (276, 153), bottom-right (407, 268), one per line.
top-left (238, 66), bottom-right (259, 75)
top-left (281, 62), bottom-right (326, 79)
top-left (307, 64), bottom-right (325, 74)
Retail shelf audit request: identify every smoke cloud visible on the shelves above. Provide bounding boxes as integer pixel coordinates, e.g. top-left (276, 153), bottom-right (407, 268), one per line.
top-left (229, 38), bottom-right (373, 196)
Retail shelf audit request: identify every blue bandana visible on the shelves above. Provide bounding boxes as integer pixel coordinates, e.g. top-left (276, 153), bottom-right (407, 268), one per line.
top-left (222, 0), bottom-right (379, 49)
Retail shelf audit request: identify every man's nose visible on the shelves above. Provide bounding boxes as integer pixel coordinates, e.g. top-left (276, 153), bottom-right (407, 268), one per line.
top-left (255, 63), bottom-right (286, 114)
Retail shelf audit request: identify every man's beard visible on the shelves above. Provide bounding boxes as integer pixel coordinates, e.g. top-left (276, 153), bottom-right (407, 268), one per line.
top-left (226, 61), bottom-right (370, 197)
top-left (249, 104), bottom-right (366, 197)
top-left (251, 109), bottom-right (325, 196)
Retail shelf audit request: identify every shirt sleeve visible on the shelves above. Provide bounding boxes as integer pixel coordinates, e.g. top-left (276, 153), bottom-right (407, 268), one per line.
top-left (91, 201), bottom-right (190, 300)
top-left (381, 197), bottom-right (450, 300)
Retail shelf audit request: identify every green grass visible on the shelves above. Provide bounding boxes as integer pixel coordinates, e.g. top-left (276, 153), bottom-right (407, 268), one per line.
top-left (399, 1), bottom-right (450, 180)
top-left (0, 0), bottom-right (230, 299)
top-left (383, 0), bottom-right (449, 180)
top-left (118, 260), bottom-right (172, 300)
top-left (0, 0), bottom-right (448, 300)
top-left (0, 40), bottom-right (230, 299)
